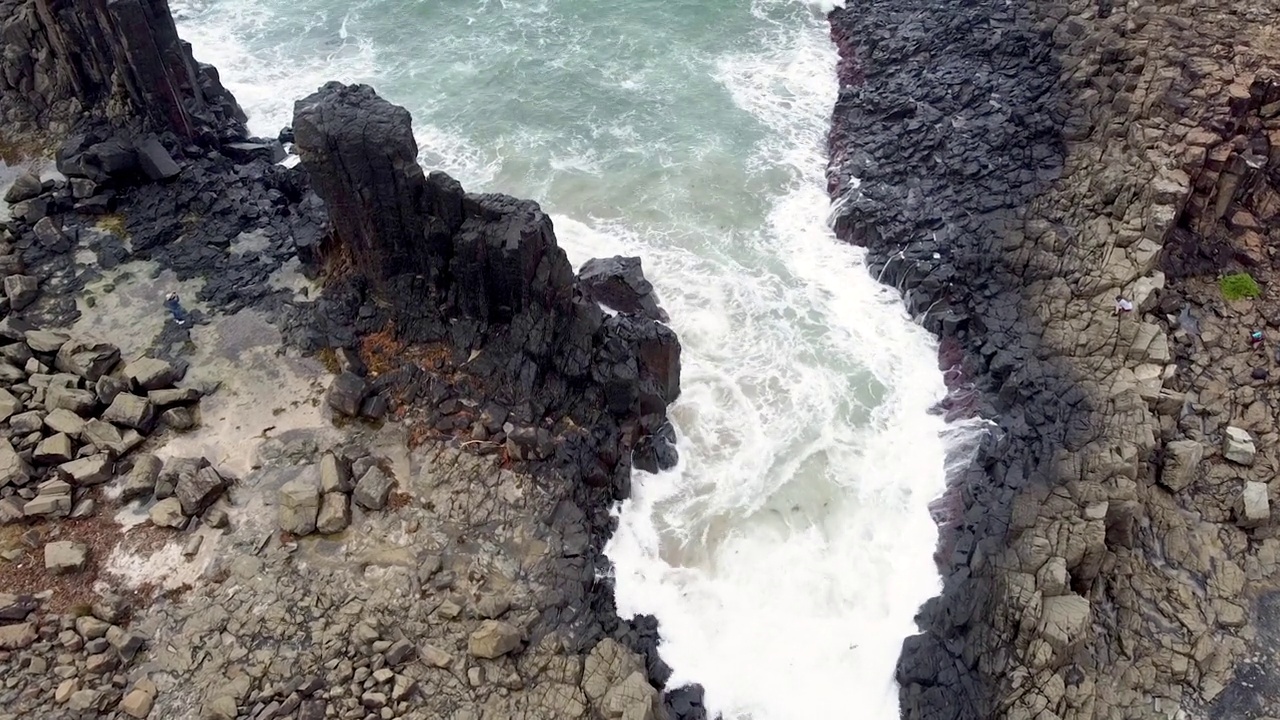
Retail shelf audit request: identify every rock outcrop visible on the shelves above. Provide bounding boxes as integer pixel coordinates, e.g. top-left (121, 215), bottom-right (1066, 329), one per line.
top-left (828, 0), bottom-right (1280, 718)
top-left (0, 0), bottom-right (246, 145)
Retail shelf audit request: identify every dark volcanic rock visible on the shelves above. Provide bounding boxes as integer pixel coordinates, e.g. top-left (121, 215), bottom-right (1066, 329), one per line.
top-left (578, 256), bottom-right (669, 323)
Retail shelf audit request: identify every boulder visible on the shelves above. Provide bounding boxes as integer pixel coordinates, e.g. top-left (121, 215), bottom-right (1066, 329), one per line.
top-left (124, 357), bottom-right (179, 390)
top-left (44, 407), bottom-right (87, 436)
top-left (320, 452), bottom-right (353, 493)
top-left (3, 275), bottom-right (38, 311)
top-left (3, 173), bottom-right (42, 204)
top-left (58, 454), bottom-right (112, 486)
top-left (0, 387), bottom-right (21, 421)
top-left (1224, 426), bottom-right (1256, 465)
top-left (0, 497), bottom-right (23, 523)
top-left (1238, 481), bottom-right (1271, 528)
top-left (175, 465), bottom-right (227, 516)
top-left (326, 372), bottom-right (368, 417)
top-left (1160, 439), bottom-right (1204, 491)
top-left (25, 330), bottom-right (70, 354)
top-left (55, 340), bottom-right (121, 382)
top-left (353, 466), bottom-right (395, 510)
top-left (103, 393), bottom-right (155, 431)
top-left (44, 540), bottom-right (88, 573)
top-left (149, 387), bottom-right (200, 406)
top-left (160, 407), bottom-right (197, 430)
top-left (316, 492), bottom-right (351, 534)
top-left (279, 478), bottom-right (320, 535)
top-left (9, 411), bottom-right (43, 435)
top-left (0, 593), bottom-right (38, 621)
top-left (467, 620), bottom-right (522, 659)
top-left (0, 438), bottom-right (31, 486)
top-left (149, 498), bottom-right (186, 529)
top-left (120, 689), bottom-right (154, 719)
top-left (96, 375), bottom-right (130, 405)
top-left (82, 419), bottom-right (133, 456)
top-left (1037, 595), bottom-right (1091, 655)
top-left (120, 454), bottom-right (162, 502)
top-left (34, 433), bottom-right (74, 465)
top-left (46, 385), bottom-right (97, 414)
top-left (0, 622), bottom-right (36, 650)
top-left (23, 483), bottom-right (70, 517)
top-left (33, 217), bottom-right (68, 250)
top-left (135, 137), bottom-right (180, 181)
top-left (577, 256), bottom-right (669, 322)
top-left (602, 671), bottom-right (661, 720)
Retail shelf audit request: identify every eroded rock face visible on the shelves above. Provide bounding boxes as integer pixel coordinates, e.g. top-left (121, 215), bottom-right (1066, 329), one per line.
top-left (0, 0), bottom-right (246, 143)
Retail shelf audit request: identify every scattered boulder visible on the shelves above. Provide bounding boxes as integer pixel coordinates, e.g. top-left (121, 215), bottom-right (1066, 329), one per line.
top-left (316, 492), bottom-right (351, 534)
top-left (4, 274), bottom-right (38, 311)
top-left (25, 330), bottom-right (69, 354)
top-left (279, 478), bottom-right (321, 535)
top-left (0, 438), bottom-right (31, 486)
top-left (327, 372), bottom-right (368, 416)
top-left (175, 465), bottom-right (227, 516)
top-left (1238, 481), bottom-right (1271, 528)
top-left (46, 384), bottom-right (97, 414)
top-left (160, 406), bottom-right (197, 430)
top-left (44, 408), bottom-right (87, 437)
top-left (468, 620), bottom-right (522, 659)
top-left (1223, 426), bottom-right (1256, 465)
top-left (33, 433), bottom-right (74, 464)
top-left (3, 173), bottom-right (42, 204)
top-left (0, 622), bottom-right (37, 650)
top-left (44, 540), bottom-right (88, 573)
top-left (55, 340), bottom-right (121, 382)
top-left (149, 387), bottom-right (200, 406)
top-left (103, 393), bottom-right (155, 431)
top-left (120, 689), bottom-right (154, 719)
top-left (120, 454), bottom-right (162, 502)
top-left (320, 452), bottom-right (353, 493)
top-left (0, 387), bottom-right (20, 421)
top-left (353, 467), bottom-right (395, 510)
top-left (124, 357), bottom-right (179, 390)
top-left (58, 454), bottom-right (112, 486)
top-left (135, 137), bottom-right (180, 181)
top-left (1160, 439), bottom-right (1204, 492)
top-left (149, 498), bottom-right (186, 529)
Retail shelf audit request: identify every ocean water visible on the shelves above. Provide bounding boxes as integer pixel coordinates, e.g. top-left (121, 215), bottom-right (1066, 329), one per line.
top-left (171, 1), bottom-right (970, 717)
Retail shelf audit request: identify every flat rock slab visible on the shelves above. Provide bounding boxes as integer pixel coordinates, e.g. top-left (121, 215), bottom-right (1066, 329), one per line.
top-left (44, 540), bottom-right (88, 573)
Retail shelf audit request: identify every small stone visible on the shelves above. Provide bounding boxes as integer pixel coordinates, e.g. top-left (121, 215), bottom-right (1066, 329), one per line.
top-left (353, 467), bottom-right (395, 511)
top-left (120, 689), bottom-right (154, 718)
top-left (316, 492), bottom-right (350, 534)
top-left (149, 497), bottom-right (186, 528)
top-left (0, 592), bottom-right (37, 621)
top-left (75, 615), bottom-right (111, 639)
top-left (55, 678), bottom-right (79, 704)
top-left (279, 478), bottom-right (320, 535)
top-left (468, 620), bottom-right (522, 659)
top-left (44, 540), bottom-right (88, 573)
top-left (3, 275), bottom-right (38, 311)
top-left (385, 638), bottom-right (415, 666)
top-left (1224, 426), bottom-right (1256, 465)
top-left (183, 535), bottom-right (203, 557)
top-left (419, 643), bottom-right (453, 668)
top-left (360, 692), bottom-right (387, 709)
top-left (102, 393), bottom-right (154, 431)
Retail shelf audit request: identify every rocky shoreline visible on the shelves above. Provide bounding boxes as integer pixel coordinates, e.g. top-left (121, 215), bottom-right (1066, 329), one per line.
top-left (829, 0), bottom-right (1280, 718)
top-left (0, 1), bottom-right (705, 719)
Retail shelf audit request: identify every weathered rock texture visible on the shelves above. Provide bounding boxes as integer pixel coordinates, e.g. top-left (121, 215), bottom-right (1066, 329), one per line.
top-left (0, 0), bottom-right (246, 146)
top-left (829, 0), bottom-right (1280, 718)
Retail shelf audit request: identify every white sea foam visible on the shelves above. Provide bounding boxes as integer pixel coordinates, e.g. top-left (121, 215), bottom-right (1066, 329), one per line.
top-left (176, 1), bottom-right (968, 718)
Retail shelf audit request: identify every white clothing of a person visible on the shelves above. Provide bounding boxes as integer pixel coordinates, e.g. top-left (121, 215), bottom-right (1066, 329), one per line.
top-left (1114, 298), bottom-right (1134, 313)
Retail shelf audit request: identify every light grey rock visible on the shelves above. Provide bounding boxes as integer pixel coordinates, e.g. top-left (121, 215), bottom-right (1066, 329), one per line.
top-left (58, 453), bottom-right (112, 486)
top-left (102, 393), bottom-right (154, 431)
top-left (0, 496), bottom-right (23, 523)
top-left (4, 172), bottom-right (41, 203)
top-left (82, 419), bottom-right (130, 456)
top-left (9, 410), bottom-right (43, 434)
top-left (279, 478), bottom-right (320, 535)
top-left (0, 438), bottom-right (30, 486)
top-left (175, 465), bottom-right (227, 516)
top-left (24, 330), bottom-right (69, 354)
top-left (1238, 481), bottom-right (1271, 528)
top-left (316, 492), bottom-right (350, 534)
top-left (55, 340), bottom-right (121, 382)
top-left (148, 387), bottom-right (200, 406)
top-left (149, 497), bottom-right (186, 529)
top-left (70, 178), bottom-right (97, 200)
top-left (45, 384), bottom-right (97, 414)
top-left (0, 622), bottom-right (37, 650)
top-left (44, 540), bottom-right (88, 573)
top-left (1224, 426), bottom-right (1256, 466)
top-left (0, 387), bottom-right (21, 421)
top-left (353, 467), bottom-right (395, 511)
top-left (43, 407), bottom-right (87, 436)
top-left (95, 375), bottom-right (129, 405)
top-left (320, 452), bottom-right (353, 493)
top-left (120, 454), bottom-right (162, 502)
top-left (124, 357), bottom-right (179, 391)
top-left (467, 620), bottom-right (522, 659)
top-left (160, 406), bottom-right (197, 431)
top-left (419, 643), bottom-right (453, 668)
top-left (3, 274), bottom-right (38, 311)
top-left (33, 432), bottom-right (74, 465)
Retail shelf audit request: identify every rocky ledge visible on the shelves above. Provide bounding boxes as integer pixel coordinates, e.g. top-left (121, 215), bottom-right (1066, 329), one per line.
top-left (0, 1), bottom-right (699, 719)
top-left (829, 0), bottom-right (1280, 718)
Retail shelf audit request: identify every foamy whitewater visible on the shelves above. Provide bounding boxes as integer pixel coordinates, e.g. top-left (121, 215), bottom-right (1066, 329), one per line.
top-left (172, 0), bottom-right (968, 717)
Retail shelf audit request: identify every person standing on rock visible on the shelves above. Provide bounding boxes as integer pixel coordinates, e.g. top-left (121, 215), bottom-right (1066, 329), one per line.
top-left (1114, 296), bottom-right (1133, 315)
top-left (164, 292), bottom-right (190, 326)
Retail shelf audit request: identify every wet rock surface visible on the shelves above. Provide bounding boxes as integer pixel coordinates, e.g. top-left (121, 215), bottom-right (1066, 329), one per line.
top-left (829, 0), bottom-right (1280, 718)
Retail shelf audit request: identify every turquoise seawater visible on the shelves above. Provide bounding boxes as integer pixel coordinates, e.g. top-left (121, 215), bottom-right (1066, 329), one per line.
top-left (173, 1), bottom-right (962, 717)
